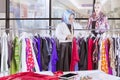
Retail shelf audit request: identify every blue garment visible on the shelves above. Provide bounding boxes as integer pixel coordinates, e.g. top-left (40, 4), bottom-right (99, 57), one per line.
top-left (33, 36), bottom-right (42, 71)
top-left (75, 63), bottom-right (78, 71)
top-left (62, 10), bottom-right (75, 24)
top-left (37, 36), bottom-right (42, 71)
top-left (51, 38), bottom-right (58, 72)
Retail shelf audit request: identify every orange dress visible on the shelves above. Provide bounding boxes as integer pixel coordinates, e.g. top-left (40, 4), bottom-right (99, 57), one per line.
top-left (101, 39), bottom-right (108, 73)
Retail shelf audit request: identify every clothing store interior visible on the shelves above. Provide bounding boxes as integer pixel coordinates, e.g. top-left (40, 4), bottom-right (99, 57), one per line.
top-left (0, 0), bottom-right (120, 80)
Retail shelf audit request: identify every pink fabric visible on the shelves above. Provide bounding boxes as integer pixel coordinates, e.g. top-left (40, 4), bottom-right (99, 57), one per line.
top-left (26, 38), bottom-right (35, 72)
top-left (0, 72), bottom-right (58, 80)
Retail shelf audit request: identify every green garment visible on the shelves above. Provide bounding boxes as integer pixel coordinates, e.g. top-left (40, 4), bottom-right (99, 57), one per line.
top-left (10, 37), bottom-right (21, 74)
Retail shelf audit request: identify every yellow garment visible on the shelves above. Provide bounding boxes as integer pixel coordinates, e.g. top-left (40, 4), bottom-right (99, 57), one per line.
top-left (101, 40), bottom-right (108, 73)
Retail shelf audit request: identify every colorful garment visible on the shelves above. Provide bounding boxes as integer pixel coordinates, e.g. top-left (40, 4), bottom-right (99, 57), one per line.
top-left (101, 39), bottom-right (108, 73)
top-left (70, 37), bottom-right (79, 71)
top-left (25, 38), bottom-right (35, 72)
top-left (87, 12), bottom-right (109, 33)
top-left (51, 38), bottom-right (58, 72)
top-left (88, 38), bottom-right (94, 70)
top-left (10, 37), bottom-right (20, 74)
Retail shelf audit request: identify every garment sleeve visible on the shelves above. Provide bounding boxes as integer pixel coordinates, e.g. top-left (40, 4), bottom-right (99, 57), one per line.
top-left (104, 16), bottom-right (110, 30)
top-left (87, 17), bottom-right (92, 29)
top-left (55, 24), bottom-right (67, 40)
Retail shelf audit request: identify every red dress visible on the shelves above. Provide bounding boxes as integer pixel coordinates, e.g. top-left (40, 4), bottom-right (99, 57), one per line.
top-left (70, 37), bottom-right (79, 71)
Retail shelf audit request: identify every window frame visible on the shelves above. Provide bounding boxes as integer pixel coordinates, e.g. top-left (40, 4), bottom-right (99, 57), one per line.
top-left (0, 0), bottom-right (119, 34)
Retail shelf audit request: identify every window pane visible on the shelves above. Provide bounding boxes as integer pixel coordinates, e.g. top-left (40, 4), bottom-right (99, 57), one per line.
top-left (10, 20), bottom-right (49, 35)
top-left (101, 0), bottom-right (120, 18)
top-left (109, 20), bottom-right (120, 29)
top-left (107, 20), bottom-right (120, 35)
top-left (52, 0), bottom-right (93, 18)
top-left (51, 20), bottom-right (88, 36)
top-left (10, 0), bottom-right (49, 18)
top-left (0, 0), bottom-right (5, 18)
top-left (0, 20), bottom-right (5, 35)
top-left (10, 20), bottom-right (49, 28)
top-left (52, 20), bottom-right (87, 28)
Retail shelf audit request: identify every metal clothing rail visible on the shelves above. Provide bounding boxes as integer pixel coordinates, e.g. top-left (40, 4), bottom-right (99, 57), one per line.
top-left (1, 28), bottom-right (120, 31)
top-left (0, 27), bottom-right (56, 31)
top-left (74, 28), bottom-right (120, 31)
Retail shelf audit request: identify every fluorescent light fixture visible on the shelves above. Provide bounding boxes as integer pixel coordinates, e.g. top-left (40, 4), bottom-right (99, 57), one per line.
top-left (69, 0), bottom-right (92, 9)
top-left (69, 0), bottom-right (80, 9)
top-left (100, 0), bottom-right (108, 5)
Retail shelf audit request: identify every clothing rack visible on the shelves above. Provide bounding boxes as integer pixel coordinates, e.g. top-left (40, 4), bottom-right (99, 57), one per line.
top-left (0, 27), bottom-right (120, 31)
top-left (0, 27), bottom-right (56, 35)
top-left (1, 27), bottom-right (56, 31)
top-left (74, 28), bottom-right (120, 31)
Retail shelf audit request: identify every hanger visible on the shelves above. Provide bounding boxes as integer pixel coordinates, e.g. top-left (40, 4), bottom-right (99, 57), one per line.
top-left (102, 32), bottom-right (107, 40)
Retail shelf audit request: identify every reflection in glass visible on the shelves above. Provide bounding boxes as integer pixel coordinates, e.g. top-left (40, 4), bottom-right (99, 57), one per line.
top-left (10, 0), bottom-right (49, 18)
top-left (10, 20), bottom-right (49, 35)
top-left (52, 20), bottom-right (87, 29)
top-left (52, 0), bottom-right (93, 18)
top-left (0, 20), bottom-right (5, 35)
top-left (10, 20), bottom-right (49, 28)
top-left (100, 0), bottom-right (120, 18)
top-left (0, 0), bottom-right (5, 18)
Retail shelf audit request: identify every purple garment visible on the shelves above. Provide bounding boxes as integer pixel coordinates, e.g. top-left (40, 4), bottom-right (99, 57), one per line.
top-left (51, 38), bottom-right (58, 72)
top-left (74, 38), bottom-right (79, 71)
top-left (105, 39), bottom-right (112, 74)
top-left (45, 38), bottom-right (52, 71)
top-left (33, 37), bottom-right (38, 57)
top-left (36, 37), bottom-right (42, 71)
top-left (75, 63), bottom-right (78, 71)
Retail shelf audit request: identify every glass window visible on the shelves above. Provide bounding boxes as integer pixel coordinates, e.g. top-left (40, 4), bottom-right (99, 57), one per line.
top-left (109, 20), bottom-right (120, 29)
top-left (10, 20), bottom-right (49, 35)
top-left (10, 20), bottom-right (49, 28)
top-left (100, 0), bottom-right (120, 18)
top-left (51, 20), bottom-right (88, 36)
top-left (10, 0), bottom-right (49, 18)
top-left (52, 20), bottom-right (88, 28)
top-left (0, 20), bottom-right (5, 35)
top-left (106, 20), bottom-right (120, 35)
top-left (52, 0), bottom-right (93, 18)
top-left (0, 0), bottom-right (5, 18)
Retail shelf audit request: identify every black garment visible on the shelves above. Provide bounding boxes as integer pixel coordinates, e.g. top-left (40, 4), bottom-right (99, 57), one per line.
top-left (67, 24), bottom-right (72, 33)
top-left (92, 21), bottom-right (98, 36)
top-left (92, 38), bottom-right (98, 69)
top-left (7, 39), bottom-right (13, 68)
top-left (78, 38), bottom-right (88, 70)
top-left (57, 42), bottom-right (72, 71)
top-left (40, 37), bottom-right (50, 71)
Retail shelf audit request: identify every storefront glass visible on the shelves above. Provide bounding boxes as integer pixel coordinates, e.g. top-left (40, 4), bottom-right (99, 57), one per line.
top-left (0, 0), bottom-right (5, 18)
top-left (52, 0), bottom-right (93, 18)
top-left (97, 0), bottom-right (120, 18)
top-left (10, 0), bottom-right (49, 18)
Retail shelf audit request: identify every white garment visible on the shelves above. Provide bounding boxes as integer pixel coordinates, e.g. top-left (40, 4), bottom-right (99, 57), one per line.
top-left (20, 37), bottom-right (27, 72)
top-left (20, 32), bottom-right (40, 72)
top-left (1, 32), bottom-right (9, 76)
top-left (55, 22), bottom-right (83, 43)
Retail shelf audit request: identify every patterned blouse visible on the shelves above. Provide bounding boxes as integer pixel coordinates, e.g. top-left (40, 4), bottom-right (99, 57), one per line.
top-left (87, 12), bottom-right (110, 33)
